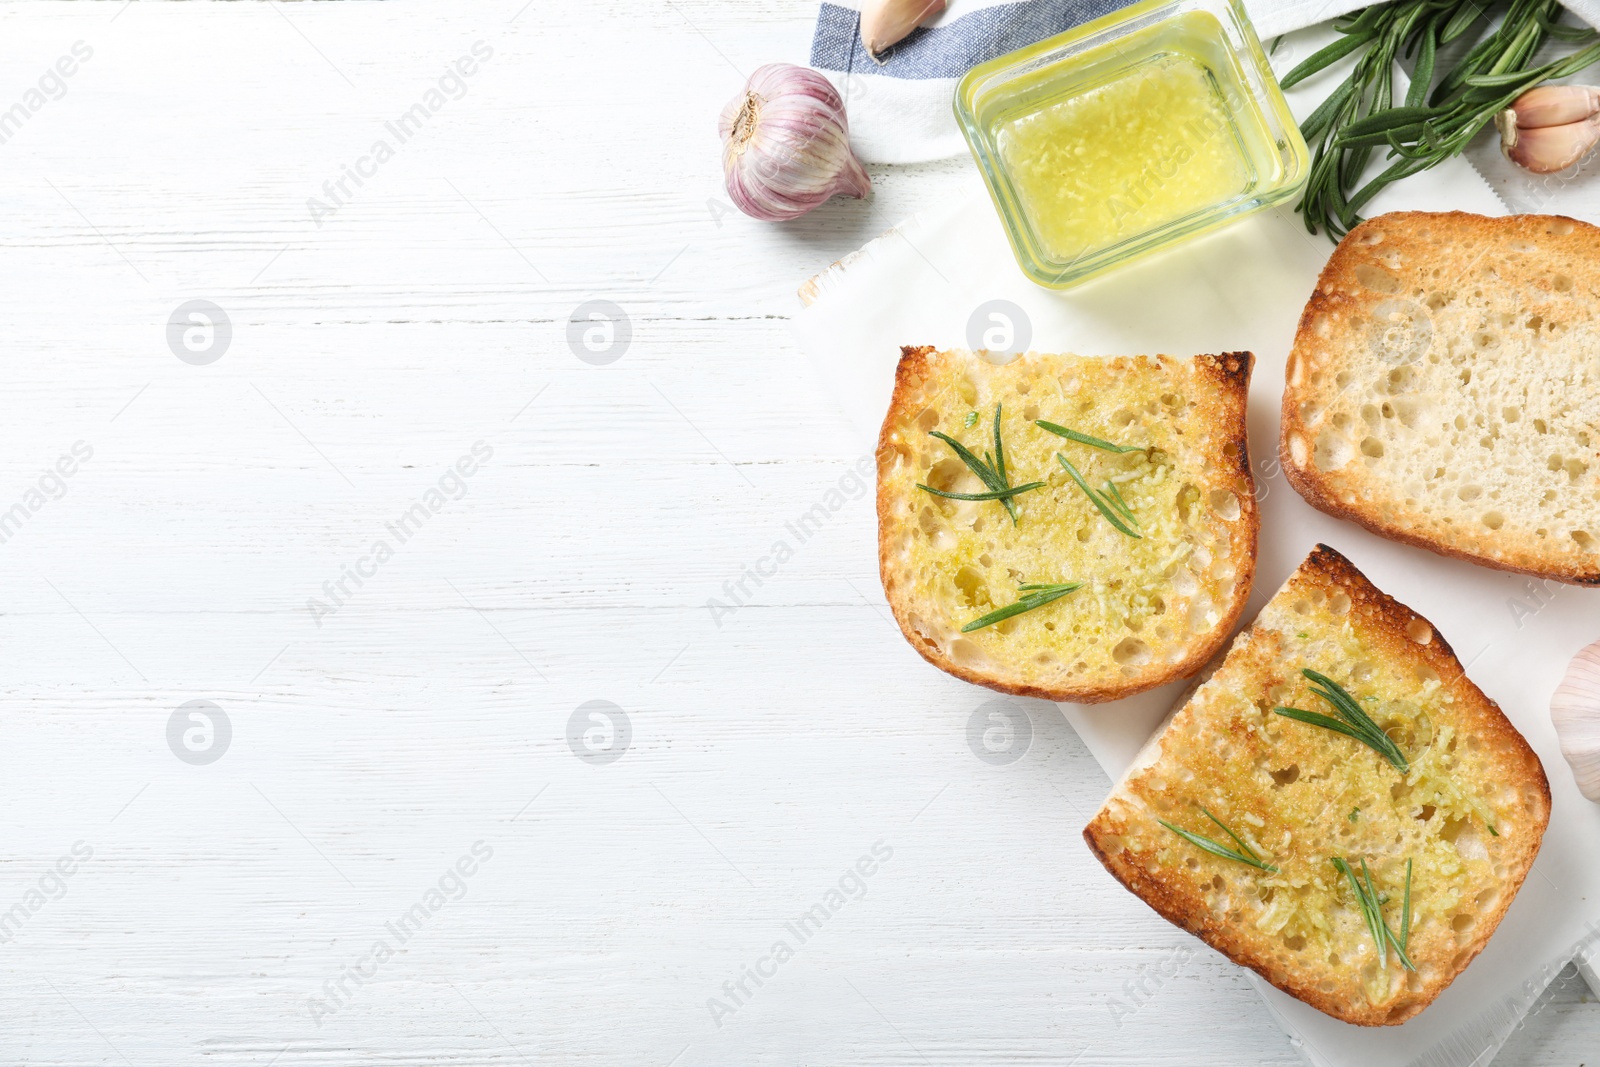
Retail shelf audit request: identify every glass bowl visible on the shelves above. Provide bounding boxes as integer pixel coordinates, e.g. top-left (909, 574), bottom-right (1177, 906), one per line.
top-left (954, 0), bottom-right (1309, 289)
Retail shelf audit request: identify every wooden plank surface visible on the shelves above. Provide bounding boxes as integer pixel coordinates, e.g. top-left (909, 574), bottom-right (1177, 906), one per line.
top-left (0, 2), bottom-right (1595, 1063)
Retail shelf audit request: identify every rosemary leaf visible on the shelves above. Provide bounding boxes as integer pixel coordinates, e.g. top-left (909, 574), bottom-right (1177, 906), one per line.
top-left (993, 406), bottom-right (1021, 524)
top-left (1160, 817), bottom-right (1278, 873)
top-left (1104, 479), bottom-right (1137, 523)
top-left (1280, 27), bottom-right (1377, 89)
top-left (1273, 706), bottom-right (1367, 742)
top-left (1406, 25), bottom-right (1435, 108)
top-left (961, 581), bottom-right (1082, 633)
top-left (1201, 806), bottom-right (1264, 863)
top-left (1441, 2), bottom-right (1485, 44)
top-left (1540, 18), bottom-right (1600, 43)
top-left (1343, 3), bottom-right (1392, 36)
top-left (1300, 77), bottom-right (1356, 143)
top-left (1335, 122), bottom-right (1429, 148)
top-left (1057, 455), bottom-right (1141, 538)
top-left (1400, 857), bottom-right (1412, 953)
top-left (1035, 420), bottom-right (1145, 454)
top-left (1333, 104), bottom-right (1438, 141)
top-left (1305, 671), bottom-right (1408, 765)
top-left (1462, 69), bottom-right (1541, 88)
top-left (992, 405), bottom-right (1009, 487)
top-left (917, 482), bottom-right (1046, 501)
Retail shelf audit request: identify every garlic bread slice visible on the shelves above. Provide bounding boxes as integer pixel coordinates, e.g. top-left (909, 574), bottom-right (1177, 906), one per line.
top-left (1084, 545), bottom-right (1551, 1026)
top-left (876, 347), bottom-right (1258, 703)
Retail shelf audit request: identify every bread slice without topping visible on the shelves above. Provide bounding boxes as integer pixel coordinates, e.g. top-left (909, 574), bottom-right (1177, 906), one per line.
top-left (876, 346), bottom-right (1259, 704)
top-left (1084, 544), bottom-right (1550, 1026)
top-left (1281, 211), bottom-right (1600, 585)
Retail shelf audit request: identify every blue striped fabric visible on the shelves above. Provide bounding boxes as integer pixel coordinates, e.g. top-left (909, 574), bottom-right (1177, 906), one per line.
top-left (810, 0), bottom-right (1133, 80)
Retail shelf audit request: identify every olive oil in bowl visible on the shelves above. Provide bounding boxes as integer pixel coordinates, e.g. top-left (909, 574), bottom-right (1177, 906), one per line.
top-left (955, 0), bottom-right (1307, 289)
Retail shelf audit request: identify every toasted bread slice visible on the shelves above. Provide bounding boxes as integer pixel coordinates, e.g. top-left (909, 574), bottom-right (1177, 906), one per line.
top-left (1281, 211), bottom-right (1600, 585)
top-left (1084, 545), bottom-right (1550, 1026)
top-left (876, 347), bottom-right (1258, 703)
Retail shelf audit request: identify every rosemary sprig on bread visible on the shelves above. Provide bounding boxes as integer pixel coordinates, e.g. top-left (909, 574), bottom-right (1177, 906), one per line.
top-left (918, 404), bottom-right (1043, 525)
top-left (1333, 856), bottom-right (1416, 972)
top-left (1035, 420), bottom-right (1146, 454)
top-left (961, 581), bottom-right (1083, 633)
top-left (1275, 669), bottom-right (1409, 773)
top-left (1159, 807), bottom-right (1278, 872)
top-left (1057, 455), bottom-right (1142, 538)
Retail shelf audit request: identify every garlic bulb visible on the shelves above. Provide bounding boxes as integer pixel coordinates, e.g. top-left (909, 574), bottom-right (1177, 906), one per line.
top-left (1550, 638), bottom-right (1600, 802)
top-left (1496, 84), bottom-right (1600, 173)
top-left (719, 63), bottom-right (870, 222)
top-left (862, 0), bottom-right (947, 59)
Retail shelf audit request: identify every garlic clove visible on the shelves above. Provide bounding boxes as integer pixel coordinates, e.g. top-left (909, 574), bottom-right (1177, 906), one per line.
top-left (1504, 84), bottom-right (1600, 130)
top-left (1500, 113), bottom-right (1600, 174)
top-left (860, 0), bottom-right (947, 60)
top-left (1551, 637), bottom-right (1600, 803)
top-left (719, 63), bottom-right (870, 222)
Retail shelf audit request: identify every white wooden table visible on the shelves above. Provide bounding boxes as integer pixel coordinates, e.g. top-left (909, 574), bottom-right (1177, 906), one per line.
top-left (0, 2), bottom-right (1594, 1063)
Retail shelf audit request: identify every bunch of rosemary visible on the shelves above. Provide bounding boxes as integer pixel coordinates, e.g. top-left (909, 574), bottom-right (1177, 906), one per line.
top-left (1283, 0), bottom-right (1600, 239)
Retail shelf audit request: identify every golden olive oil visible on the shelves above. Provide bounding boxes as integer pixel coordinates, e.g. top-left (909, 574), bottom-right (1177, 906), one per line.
top-left (983, 10), bottom-right (1282, 264)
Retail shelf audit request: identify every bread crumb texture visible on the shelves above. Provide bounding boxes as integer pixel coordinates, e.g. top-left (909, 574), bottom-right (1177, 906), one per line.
top-left (1282, 211), bottom-right (1600, 584)
top-left (876, 347), bottom-right (1258, 704)
top-left (1085, 545), bottom-right (1550, 1026)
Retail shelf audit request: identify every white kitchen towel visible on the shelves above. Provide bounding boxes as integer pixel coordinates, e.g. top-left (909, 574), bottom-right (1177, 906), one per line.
top-left (810, 0), bottom-right (1600, 163)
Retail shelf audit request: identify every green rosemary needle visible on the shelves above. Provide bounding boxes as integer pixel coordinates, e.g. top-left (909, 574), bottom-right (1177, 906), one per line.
top-left (1274, 669), bottom-right (1409, 773)
top-left (1104, 479), bottom-right (1137, 523)
top-left (1035, 420), bottom-right (1146, 453)
top-left (1400, 857), bottom-right (1412, 954)
top-left (916, 483), bottom-right (1046, 502)
top-left (1057, 455), bottom-right (1141, 538)
top-left (1160, 808), bottom-right (1278, 872)
top-left (961, 581), bottom-right (1082, 633)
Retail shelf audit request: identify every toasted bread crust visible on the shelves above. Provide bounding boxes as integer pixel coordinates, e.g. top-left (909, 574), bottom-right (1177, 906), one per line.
top-left (1280, 211), bottom-right (1600, 586)
top-left (876, 346), bottom-right (1260, 704)
top-left (1083, 545), bottom-right (1551, 1026)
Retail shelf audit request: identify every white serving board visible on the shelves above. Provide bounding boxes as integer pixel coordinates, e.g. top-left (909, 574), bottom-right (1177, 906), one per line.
top-left (790, 61), bottom-right (1600, 1067)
